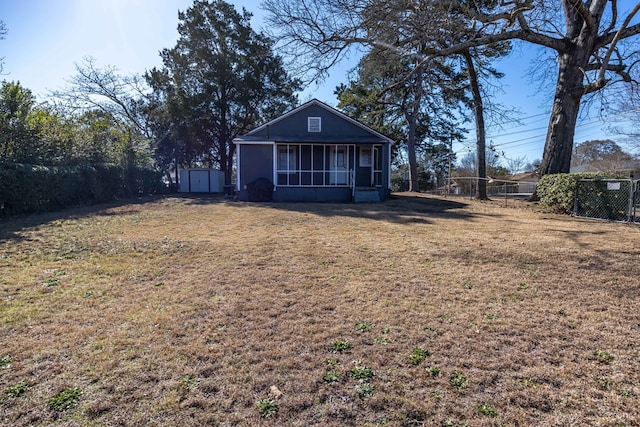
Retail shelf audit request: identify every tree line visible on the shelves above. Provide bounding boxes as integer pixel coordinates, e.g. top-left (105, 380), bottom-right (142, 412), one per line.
top-left (1, 0), bottom-right (299, 198)
top-left (2, 0), bottom-right (640, 210)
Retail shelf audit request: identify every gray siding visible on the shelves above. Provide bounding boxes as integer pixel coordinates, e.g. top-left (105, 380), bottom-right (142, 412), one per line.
top-left (249, 104), bottom-right (383, 142)
top-left (273, 187), bottom-right (352, 202)
top-left (239, 144), bottom-right (273, 201)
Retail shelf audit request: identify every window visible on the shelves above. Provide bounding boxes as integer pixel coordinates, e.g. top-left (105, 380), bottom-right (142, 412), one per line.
top-left (308, 117), bottom-right (321, 132)
top-left (278, 146), bottom-right (297, 170)
top-left (359, 147), bottom-right (372, 167)
top-left (276, 144), bottom-right (354, 187)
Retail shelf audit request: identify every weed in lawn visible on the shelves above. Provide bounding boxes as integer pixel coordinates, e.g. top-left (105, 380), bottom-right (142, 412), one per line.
top-left (48, 387), bottom-right (83, 411)
top-left (331, 340), bottom-right (351, 353)
top-left (518, 282), bottom-right (528, 290)
top-left (618, 390), bottom-right (634, 398)
top-left (597, 377), bottom-right (612, 390)
top-left (323, 371), bottom-right (340, 384)
top-left (477, 403), bottom-right (499, 417)
top-left (356, 321), bottom-right (372, 332)
top-left (484, 314), bottom-right (496, 320)
top-left (423, 327), bottom-right (437, 336)
top-left (0, 355), bottom-right (13, 367)
top-left (373, 336), bottom-right (389, 345)
top-left (5, 381), bottom-right (31, 398)
top-left (517, 377), bottom-right (540, 388)
top-left (409, 347), bottom-right (430, 365)
top-left (355, 382), bottom-right (375, 398)
top-left (180, 375), bottom-right (200, 391)
top-left (350, 361), bottom-right (374, 381)
top-left (42, 277), bottom-right (60, 287)
top-left (449, 372), bottom-right (467, 390)
top-left (381, 327), bottom-right (391, 334)
top-left (593, 350), bottom-right (615, 364)
top-left (430, 391), bottom-right (442, 398)
top-left (442, 421), bottom-right (470, 427)
top-left (257, 398), bottom-right (278, 418)
top-left (326, 358), bottom-right (339, 367)
top-left (425, 366), bottom-right (440, 378)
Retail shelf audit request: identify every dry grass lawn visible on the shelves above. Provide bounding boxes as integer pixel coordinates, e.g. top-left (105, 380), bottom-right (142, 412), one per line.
top-left (1, 193), bottom-right (639, 426)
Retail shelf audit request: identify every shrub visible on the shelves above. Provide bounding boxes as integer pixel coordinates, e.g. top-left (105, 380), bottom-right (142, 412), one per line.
top-left (536, 172), bottom-right (623, 214)
top-left (0, 162), bottom-right (165, 217)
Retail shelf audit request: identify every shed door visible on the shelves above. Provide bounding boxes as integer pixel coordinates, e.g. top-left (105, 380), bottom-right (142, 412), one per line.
top-left (189, 170), bottom-right (209, 192)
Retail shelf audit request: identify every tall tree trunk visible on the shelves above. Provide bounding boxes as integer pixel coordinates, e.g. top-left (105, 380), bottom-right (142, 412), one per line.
top-left (539, 52), bottom-right (583, 176)
top-left (406, 110), bottom-right (419, 192)
top-left (463, 50), bottom-right (488, 200)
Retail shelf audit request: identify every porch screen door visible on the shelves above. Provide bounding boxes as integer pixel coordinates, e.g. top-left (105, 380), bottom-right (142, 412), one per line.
top-left (329, 145), bottom-right (348, 185)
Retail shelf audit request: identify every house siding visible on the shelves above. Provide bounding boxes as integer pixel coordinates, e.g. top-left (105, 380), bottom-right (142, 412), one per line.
top-left (238, 144), bottom-right (274, 201)
top-left (249, 104), bottom-right (380, 141)
top-left (273, 187), bottom-right (352, 202)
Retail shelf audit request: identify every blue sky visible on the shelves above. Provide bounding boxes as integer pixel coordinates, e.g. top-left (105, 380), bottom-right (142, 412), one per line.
top-left (1, 0), bottom-right (635, 167)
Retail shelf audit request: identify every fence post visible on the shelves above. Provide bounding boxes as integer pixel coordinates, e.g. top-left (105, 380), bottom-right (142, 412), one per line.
top-left (629, 179), bottom-right (635, 223)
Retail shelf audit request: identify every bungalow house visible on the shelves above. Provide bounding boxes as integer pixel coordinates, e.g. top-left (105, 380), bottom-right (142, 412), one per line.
top-left (233, 99), bottom-right (393, 202)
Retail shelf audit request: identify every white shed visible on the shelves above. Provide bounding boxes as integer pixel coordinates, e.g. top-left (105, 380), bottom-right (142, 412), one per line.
top-left (179, 168), bottom-right (225, 193)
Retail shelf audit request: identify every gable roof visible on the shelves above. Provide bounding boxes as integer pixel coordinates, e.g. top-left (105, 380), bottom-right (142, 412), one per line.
top-left (239, 99), bottom-right (394, 144)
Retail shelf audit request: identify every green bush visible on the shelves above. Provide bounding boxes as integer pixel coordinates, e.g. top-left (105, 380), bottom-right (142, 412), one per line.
top-left (536, 172), bottom-right (623, 214)
top-left (0, 163), bottom-right (165, 217)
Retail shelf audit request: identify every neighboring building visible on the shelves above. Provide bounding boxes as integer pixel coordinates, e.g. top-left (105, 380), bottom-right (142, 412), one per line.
top-left (233, 99), bottom-right (393, 202)
top-left (570, 160), bottom-right (640, 178)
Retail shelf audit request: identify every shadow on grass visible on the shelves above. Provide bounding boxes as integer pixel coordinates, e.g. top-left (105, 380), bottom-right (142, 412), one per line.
top-left (226, 192), bottom-right (475, 225)
top-left (0, 193), bottom-right (474, 242)
top-left (0, 195), bottom-right (167, 242)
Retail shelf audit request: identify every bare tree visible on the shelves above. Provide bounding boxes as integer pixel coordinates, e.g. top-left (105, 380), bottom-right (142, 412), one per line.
top-left (263, 0), bottom-right (640, 177)
top-left (0, 20), bottom-right (7, 74)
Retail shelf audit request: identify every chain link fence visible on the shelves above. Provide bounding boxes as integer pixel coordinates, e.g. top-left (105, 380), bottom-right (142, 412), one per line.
top-left (573, 179), bottom-right (639, 223)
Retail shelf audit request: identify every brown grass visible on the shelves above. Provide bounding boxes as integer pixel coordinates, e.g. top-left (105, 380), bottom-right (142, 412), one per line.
top-left (1, 193), bottom-right (639, 426)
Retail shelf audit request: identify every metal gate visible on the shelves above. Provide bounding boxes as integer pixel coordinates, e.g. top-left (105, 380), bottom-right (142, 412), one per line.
top-left (573, 179), bottom-right (639, 223)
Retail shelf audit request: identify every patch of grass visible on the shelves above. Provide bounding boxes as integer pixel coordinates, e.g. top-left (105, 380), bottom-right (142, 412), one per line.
top-left (355, 382), bottom-right (375, 398)
top-left (477, 403), bottom-right (498, 417)
top-left (180, 375), bottom-right (200, 391)
top-left (593, 350), bottom-right (615, 364)
top-left (330, 340), bottom-right (351, 353)
top-left (408, 347), bottom-right (430, 365)
top-left (326, 358), bottom-right (338, 367)
top-left (257, 398), bottom-right (278, 418)
top-left (350, 362), bottom-right (374, 381)
top-left (42, 277), bottom-right (60, 287)
top-left (597, 377), bottom-right (612, 390)
top-left (48, 387), bottom-right (83, 411)
top-left (425, 366), bottom-right (440, 378)
top-left (449, 372), bottom-right (467, 391)
top-left (373, 336), bottom-right (389, 345)
top-left (356, 321), bottom-right (372, 332)
top-left (5, 381), bottom-right (31, 398)
top-left (517, 377), bottom-right (540, 388)
top-left (0, 355), bottom-right (13, 367)
top-left (323, 371), bottom-right (340, 384)
top-left (2, 194), bottom-right (640, 425)
top-left (441, 421), bottom-right (470, 427)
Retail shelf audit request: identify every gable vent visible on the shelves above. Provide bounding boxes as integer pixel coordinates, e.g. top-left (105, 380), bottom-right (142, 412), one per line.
top-left (308, 117), bottom-right (321, 132)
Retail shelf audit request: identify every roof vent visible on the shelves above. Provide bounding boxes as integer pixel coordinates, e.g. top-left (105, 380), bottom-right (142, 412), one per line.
top-left (308, 117), bottom-right (321, 132)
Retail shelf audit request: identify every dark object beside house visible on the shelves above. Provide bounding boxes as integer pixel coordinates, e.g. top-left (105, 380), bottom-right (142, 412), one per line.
top-left (233, 99), bottom-right (394, 202)
top-left (247, 177), bottom-right (274, 202)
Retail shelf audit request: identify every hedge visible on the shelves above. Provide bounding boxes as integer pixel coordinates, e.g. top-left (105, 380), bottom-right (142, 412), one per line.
top-left (536, 172), bottom-right (625, 214)
top-left (0, 163), bottom-right (165, 217)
